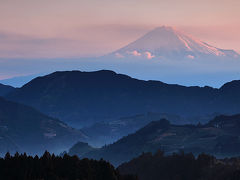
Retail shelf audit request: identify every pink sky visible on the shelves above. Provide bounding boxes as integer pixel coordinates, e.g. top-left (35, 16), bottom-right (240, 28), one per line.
top-left (0, 0), bottom-right (239, 58)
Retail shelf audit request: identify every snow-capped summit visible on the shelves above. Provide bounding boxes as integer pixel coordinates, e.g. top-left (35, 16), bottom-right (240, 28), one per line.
top-left (109, 26), bottom-right (239, 60)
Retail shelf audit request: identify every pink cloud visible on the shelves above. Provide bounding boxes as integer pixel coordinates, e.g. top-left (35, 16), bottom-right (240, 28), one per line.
top-left (115, 52), bottom-right (124, 58)
top-left (127, 50), bottom-right (141, 56)
top-left (144, 51), bottom-right (155, 59)
top-left (187, 55), bottom-right (195, 59)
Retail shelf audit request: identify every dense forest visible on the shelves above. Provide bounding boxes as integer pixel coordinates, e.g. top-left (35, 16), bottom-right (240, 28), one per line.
top-left (118, 150), bottom-right (240, 180)
top-left (0, 151), bottom-right (137, 180)
top-left (3, 150), bottom-right (240, 180)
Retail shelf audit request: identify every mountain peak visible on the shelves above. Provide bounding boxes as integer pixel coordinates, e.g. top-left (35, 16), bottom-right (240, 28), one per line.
top-left (110, 26), bottom-right (239, 60)
top-left (151, 26), bottom-right (176, 32)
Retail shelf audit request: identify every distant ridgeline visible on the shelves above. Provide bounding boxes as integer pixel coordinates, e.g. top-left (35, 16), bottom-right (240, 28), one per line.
top-left (70, 114), bottom-right (240, 166)
top-left (5, 70), bottom-right (240, 128)
top-left (0, 151), bottom-right (137, 180)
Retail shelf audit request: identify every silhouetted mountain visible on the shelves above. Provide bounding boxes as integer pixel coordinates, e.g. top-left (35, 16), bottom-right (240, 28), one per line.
top-left (82, 112), bottom-right (216, 147)
top-left (118, 151), bottom-right (240, 180)
top-left (5, 70), bottom-right (240, 128)
top-left (0, 97), bottom-right (86, 156)
top-left (68, 142), bottom-right (98, 157)
top-left (81, 113), bottom-right (182, 147)
top-left (82, 114), bottom-right (240, 166)
top-left (0, 83), bottom-right (14, 96)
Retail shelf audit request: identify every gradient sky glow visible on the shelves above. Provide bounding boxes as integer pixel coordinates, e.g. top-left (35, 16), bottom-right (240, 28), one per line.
top-left (0, 0), bottom-right (240, 58)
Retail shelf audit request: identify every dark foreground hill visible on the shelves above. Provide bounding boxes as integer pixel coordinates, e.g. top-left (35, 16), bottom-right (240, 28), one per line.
top-left (0, 152), bottom-right (137, 180)
top-left (118, 151), bottom-right (240, 180)
top-left (0, 97), bottom-right (86, 156)
top-left (80, 114), bottom-right (240, 166)
top-left (6, 70), bottom-right (240, 128)
top-left (0, 83), bottom-right (14, 96)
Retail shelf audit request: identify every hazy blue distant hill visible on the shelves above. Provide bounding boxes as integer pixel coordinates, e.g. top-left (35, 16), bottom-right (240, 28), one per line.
top-left (5, 70), bottom-right (240, 128)
top-left (0, 74), bottom-right (38, 88)
top-left (68, 142), bottom-right (98, 157)
top-left (0, 83), bottom-right (15, 96)
top-left (81, 113), bottom-right (183, 147)
top-left (0, 97), bottom-right (86, 156)
top-left (82, 114), bottom-right (240, 166)
top-left (81, 112), bottom-right (217, 147)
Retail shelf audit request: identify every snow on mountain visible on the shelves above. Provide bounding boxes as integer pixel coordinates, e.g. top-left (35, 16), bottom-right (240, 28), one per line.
top-left (108, 26), bottom-right (239, 60)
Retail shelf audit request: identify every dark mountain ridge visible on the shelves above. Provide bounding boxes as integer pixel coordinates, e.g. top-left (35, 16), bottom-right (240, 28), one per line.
top-left (5, 70), bottom-right (240, 127)
top-left (0, 83), bottom-right (15, 96)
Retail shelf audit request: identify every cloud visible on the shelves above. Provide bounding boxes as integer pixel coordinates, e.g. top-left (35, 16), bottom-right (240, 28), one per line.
top-left (126, 50), bottom-right (155, 59)
top-left (144, 51), bottom-right (155, 59)
top-left (0, 31), bottom-right (102, 58)
top-left (115, 53), bottom-right (124, 58)
top-left (0, 24), bottom-right (152, 58)
top-left (127, 50), bottom-right (141, 57)
top-left (187, 55), bottom-right (195, 59)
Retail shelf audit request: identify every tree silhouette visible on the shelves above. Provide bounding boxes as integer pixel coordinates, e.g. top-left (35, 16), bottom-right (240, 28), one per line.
top-left (0, 152), bottom-right (137, 180)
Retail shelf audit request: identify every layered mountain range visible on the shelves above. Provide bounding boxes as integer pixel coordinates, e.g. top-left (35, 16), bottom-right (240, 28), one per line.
top-left (82, 114), bottom-right (240, 166)
top-left (81, 112), bottom-right (217, 147)
top-left (5, 70), bottom-right (240, 128)
top-left (2, 70), bottom-right (240, 160)
top-left (1, 26), bottom-right (240, 170)
top-left (0, 96), bottom-right (86, 156)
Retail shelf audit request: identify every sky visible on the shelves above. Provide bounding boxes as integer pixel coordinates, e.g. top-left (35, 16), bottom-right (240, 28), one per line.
top-left (0, 0), bottom-right (240, 86)
top-left (0, 0), bottom-right (239, 59)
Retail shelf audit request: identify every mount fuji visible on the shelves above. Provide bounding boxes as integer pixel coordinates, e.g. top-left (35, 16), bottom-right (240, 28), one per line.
top-left (108, 26), bottom-right (239, 60)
